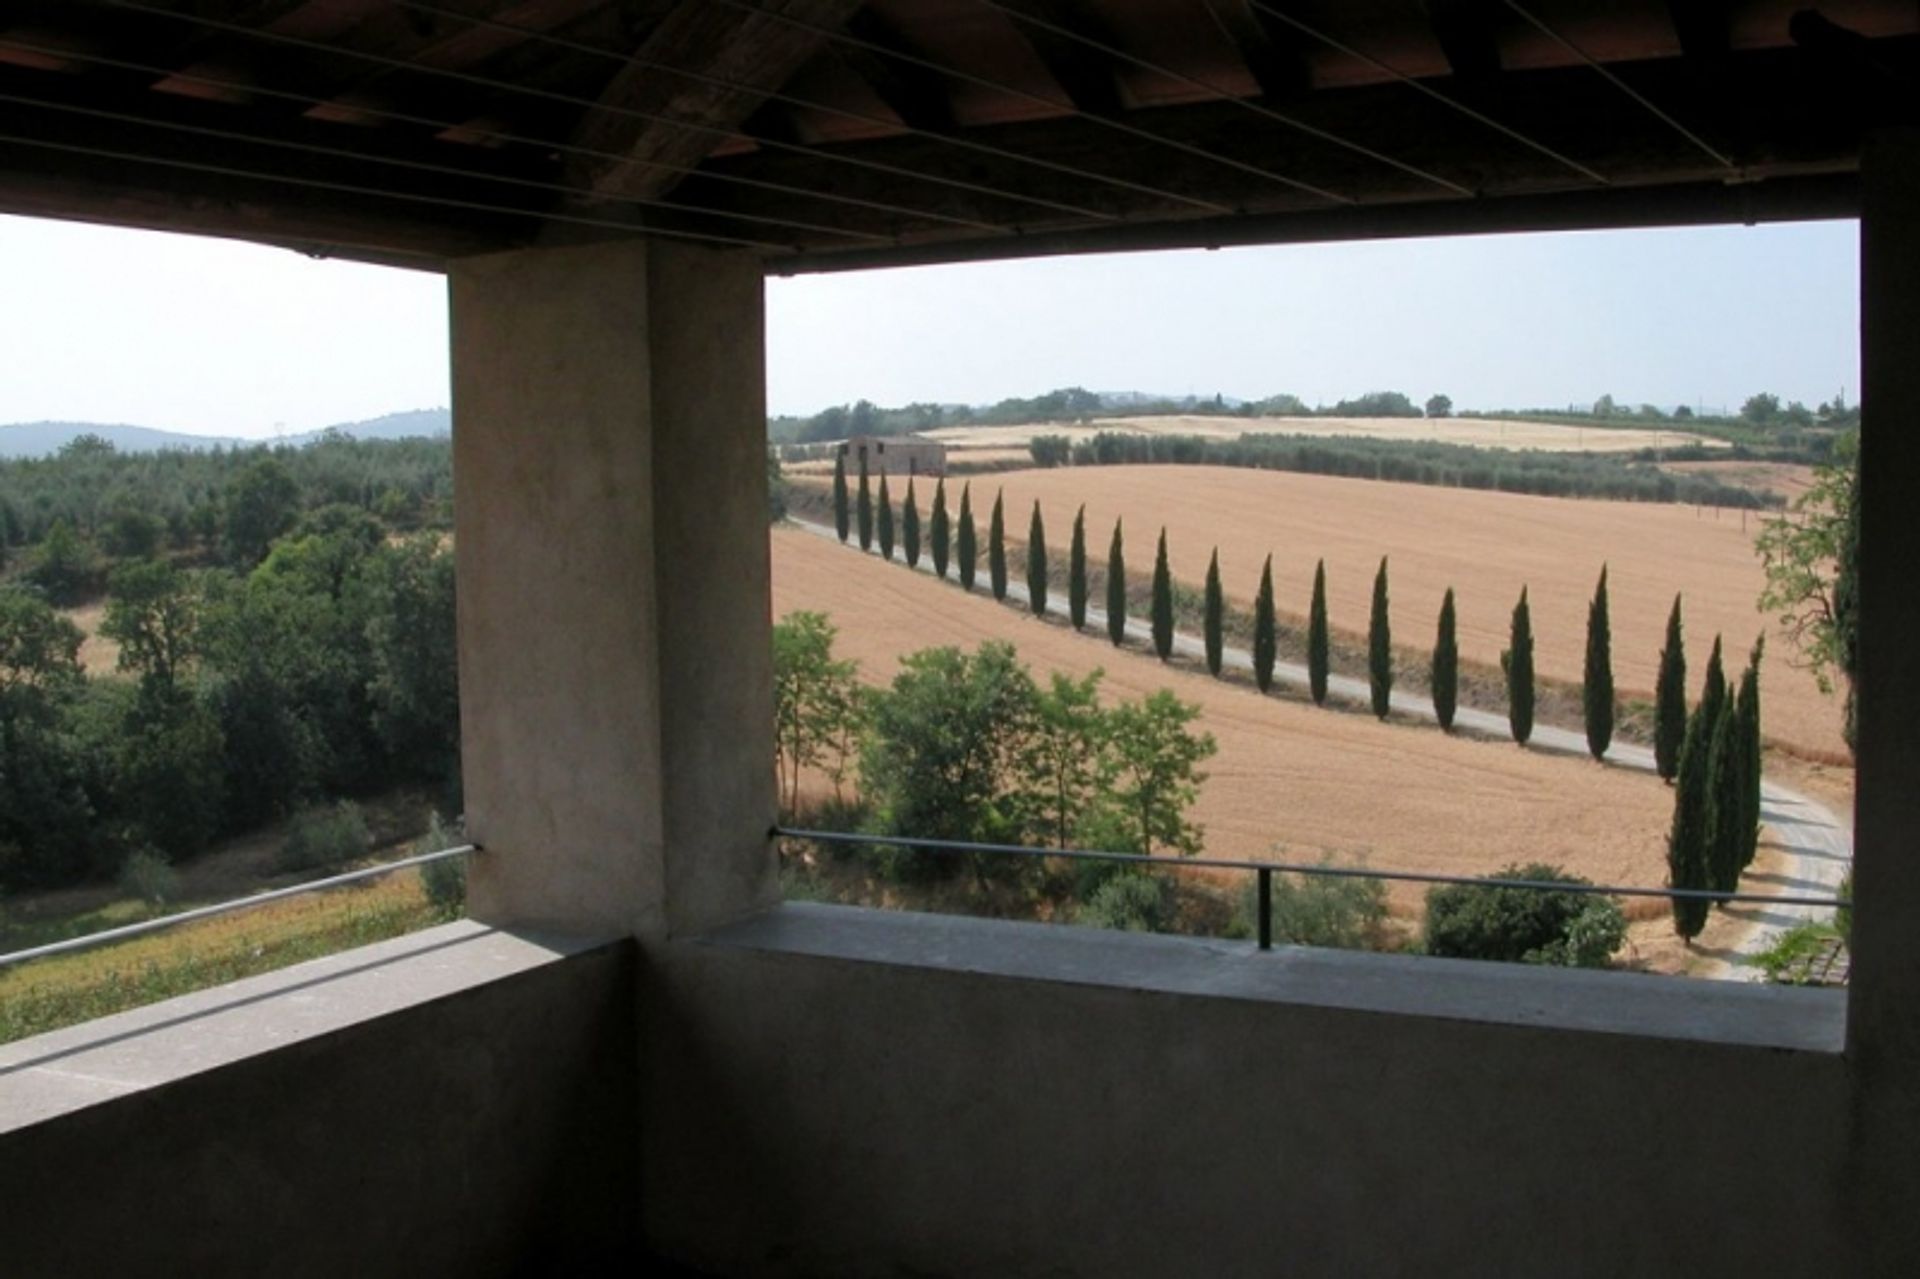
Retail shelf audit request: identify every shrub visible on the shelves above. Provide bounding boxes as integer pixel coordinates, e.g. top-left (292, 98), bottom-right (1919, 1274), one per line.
top-left (1078, 869), bottom-right (1169, 933)
top-left (118, 848), bottom-right (180, 908)
top-left (1424, 863), bottom-right (1626, 968)
top-left (416, 813), bottom-right (467, 916)
top-left (1836, 871), bottom-right (1852, 946)
top-left (279, 800), bottom-right (371, 872)
top-left (1240, 857), bottom-right (1390, 950)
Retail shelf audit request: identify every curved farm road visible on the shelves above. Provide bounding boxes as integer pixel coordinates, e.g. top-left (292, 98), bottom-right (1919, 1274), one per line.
top-left (789, 518), bottom-right (1851, 979)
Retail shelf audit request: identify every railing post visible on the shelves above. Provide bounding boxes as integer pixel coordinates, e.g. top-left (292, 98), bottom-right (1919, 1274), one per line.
top-left (1257, 866), bottom-right (1273, 951)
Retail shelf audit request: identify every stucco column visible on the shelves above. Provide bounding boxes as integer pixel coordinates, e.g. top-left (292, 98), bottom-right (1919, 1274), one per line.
top-left (1848, 127), bottom-right (1920, 1267)
top-left (449, 238), bottom-right (776, 942)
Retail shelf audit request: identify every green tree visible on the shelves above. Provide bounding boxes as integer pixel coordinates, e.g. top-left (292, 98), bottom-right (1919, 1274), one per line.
top-left (1735, 638), bottom-right (1764, 872)
top-left (1756, 437), bottom-right (1857, 749)
top-left (1424, 393), bottom-right (1453, 419)
top-left (223, 457), bottom-right (300, 565)
top-left (1505, 586), bottom-right (1535, 745)
top-left (988, 489), bottom-right (1008, 600)
top-left (362, 537), bottom-right (460, 786)
top-left (1654, 594), bottom-right (1688, 781)
top-left (1104, 690), bottom-right (1217, 857)
top-left (1308, 560), bottom-right (1330, 706)
top-left (957, 483), bottom-right (978, 590)
top-left (1700, 635), bottom-right (1728, 731)
top-left (771, 611), bottom-right (864, 815)
top-left (877, 472), bottom-right (895, 560)
top-left (902, 478), bottom-right (921, 568)
top-left (832, 452), bottom-right (850, 542)
top-left (856, 454), bottom-right (873, 551)
top-left (1068, 504), bottom-right (1089, 630)
top-left (102, 560), bottom-right (201, 700)
top-left (1026, 501), bottom-right (1048, 617)
top-left (929, 477), bottom-right (950, 579)
top-left (1368, 556), bottom-right (1392, 719)
top-left (1584, 565), bottom-right (1614, 759)
top-left (1203, 549), bottom-right (1224, 676)
top-left (1252, 555), bottom-right (1276, 693)
top-left (1106, 518), bottom-right (1127, 647)
top-left (1432, 587), bottom-right (1458, 732)
top-left (1150, 527), bottom-right (1173, 660)
top-left (1668, 704), bottom-right (1713, 941)
top-left (1019, 670), bottom-right (1107, 849)
top-left (30, 518), bottom-right (96, 604)
top-left (1703, 692), bottom-right (1742, 898)
top-left (0, 587), bottom-right (84, 697)
top-left (1424, 865), bottom-right (1626, 967)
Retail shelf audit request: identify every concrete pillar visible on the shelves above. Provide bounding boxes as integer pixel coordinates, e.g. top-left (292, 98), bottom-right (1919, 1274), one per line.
top-left (448, 238), bottom-right (776, 942)
top-left (1848, 127), bottom-right (1920, 1269)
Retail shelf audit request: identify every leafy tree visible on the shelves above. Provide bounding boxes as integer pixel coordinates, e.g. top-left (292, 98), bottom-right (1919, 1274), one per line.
top-left (856, 454), bottom-right (873, 551)
top-left (979, 489), bottom-right (1005, 600)
top-left (103, 560), bottom-right (202, 699)
top-left (1104, 690), bottom-right (1217, 857)
top-left (1584, 565), bottom-right (1614, 759)
top-left (102, 499), bottom-right (162, 559)
top-left (1504, 586), bottom-right (1535, 745)
top-left (362, 537), bottom-right (460, 785)
top-left (1068, 505), bottom-right (1088, 630)
top-left (1150, 527), bottom-right (1173, 660)
top-left (902, 478), bottom-right (921, 568)
top-left (1029, 435), bottom-right (1072, 468)
top-left (1742, 391), bottom-right (1782, 425)
top-left (771, 611), bottom-right (863, 814)
top-left (929, 477), bottom-right (950, 579)
top-left (30, 518), bottom-right (96, 604)
top-left (1025, 501), bottom-right (1048, 617)
top-left (1308, 560), bottom-right (1329, 705)
top-left (1425, 393), bottom-right (1453, 419)
top-left (877, 472), bottom-right (895, 560)
top-left (223, 457), bottom-right (300, 565)
top-left (1424, 864), bottom-right (1626, 967)
top-left (1019, 670), bottom-right (1107, 849)
top-left (1654, 594), bottom-right (1688, 781)
top-left (1203, 549), bottom-right (1224, 677)
top-left (1368, 556), bottom-right (1392, 719)
top-left (1756, 437), bottom-right (1857, 749)
top-left (1106, 518), bottom-right (1126, 647)
top-left (1253, 555), bottom-right (1276, 693)
top-left (832, 453), bottom-right (850, 542)
top-left (1432, 587), bottom-right (1458, 731)
top-left (957, 483), bottom-right (978, 590)
top-left (0, 587), bottom-right (84, 697)
top-left (1668, 698), bottom-right (1714, 941)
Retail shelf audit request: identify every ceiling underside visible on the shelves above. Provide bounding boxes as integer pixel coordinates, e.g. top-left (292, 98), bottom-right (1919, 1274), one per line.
top-left (0, 1), bottom-right (1913, 272)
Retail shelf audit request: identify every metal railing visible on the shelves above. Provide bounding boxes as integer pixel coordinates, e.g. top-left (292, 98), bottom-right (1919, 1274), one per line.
top-left (771, 827), bottom-right (1847, 952)
top-left (0, 844), bottom-right (478, 971)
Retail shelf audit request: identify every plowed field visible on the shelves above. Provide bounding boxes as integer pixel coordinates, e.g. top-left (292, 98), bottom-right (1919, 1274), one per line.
top-left (771, 526), bottom-right (1675, 917)
top-left (952, 466), bottom-right (1846, 761)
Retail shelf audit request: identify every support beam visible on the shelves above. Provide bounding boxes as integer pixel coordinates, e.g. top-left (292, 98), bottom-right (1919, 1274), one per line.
top-left (567, 0), bottom-right (865, 204)
top-left (995, 0), bottom-right (1126, 117)
top-left (1212, 0), bottom-right (1313, 102)
top-left (1666, 0), bottom-right (1732, 62)
top-left (1429, 0), bottom-right (1504, 79)
top-left (837, 7), bottom-right (958, 133)
top-left (451, 237), bottom-right (775, 942)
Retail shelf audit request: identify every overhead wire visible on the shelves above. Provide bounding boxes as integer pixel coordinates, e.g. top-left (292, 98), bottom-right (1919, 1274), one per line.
top-left (1236, 0), bottom-right (1610, 185)
top-left (390, 0), bottom-right (1239, 218)
top-left (88, 0), bottom-right (1125, 225)
top-left (1500, 0), bottom-right (1738, 172)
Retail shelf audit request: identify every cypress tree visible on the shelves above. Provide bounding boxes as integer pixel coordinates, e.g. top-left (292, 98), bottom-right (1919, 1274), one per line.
top-left (856, 454), bottom-right (873, 551)
top-left (1308, 560), bottom-right (1330, 706)
top-left (876, 471), bottom-right (895, 560)
top-left (1667, 706), bottom-right (1713, 942)
top-left (1736, 637), bottom-right (1764, 872)
top-left (1703, 698), bottom-right (1742, 899)
top-left (1654, 594), bottom-right (1687, 780)
top-left (1106, 518), bottom-right (1127, 647)
top-left (1026, 501), bottom-right (1048, 617)
top-left (988, 489), bottom-right (1008, 601)
top-left (1432, 587), bottom-right (1459, 732)
top-left (1203, 549), bottom-right (1224, 676)
top-left (902, 478), bottom-right (921, 568)
top-left (1253, 555), bottom-right (1277, 693)
top-left (1068, 504), bottom-right (1088, 630)
top-left (1506, 586), bottom-right (1535, 745)
top-left (1368, 556), bottom-right (1392, 720)
top-left (1150, 527), bottom-right (1174, 660)
top-left (1584, 565), bottom-right (1614, 760)
top-left (832, 452), bottom-right (850, 542)
top-left (957, 483), bottom-right (978, 591)
top-left (929, 478), bottom-right (950, 579)
top-left (1700, 635), bottom-right (1728, 731)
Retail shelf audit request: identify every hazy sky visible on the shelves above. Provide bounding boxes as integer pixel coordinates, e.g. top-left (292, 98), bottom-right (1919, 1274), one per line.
top-left (0, 212), bottom-right (1859, 438)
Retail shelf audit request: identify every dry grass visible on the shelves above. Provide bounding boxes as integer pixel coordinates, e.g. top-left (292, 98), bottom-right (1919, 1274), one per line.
top-left (771, 526), bottom-right (1677, 922)
top-left (917, 414), bottom-right (1720, 456)
top-left (963, 465), bottom-right (1848, 762)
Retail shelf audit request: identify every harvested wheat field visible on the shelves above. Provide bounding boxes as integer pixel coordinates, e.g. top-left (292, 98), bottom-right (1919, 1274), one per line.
top-left (919, 414), bottom-right (1720, 456)
top-left (771, 525), bottom-right (1675, 920)
top-left (966, 466), bottom-right (1848, 762)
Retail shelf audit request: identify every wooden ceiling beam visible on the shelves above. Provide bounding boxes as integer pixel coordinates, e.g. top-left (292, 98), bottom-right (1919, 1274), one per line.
top-left (991, 0), bottom-right (1125, 117)
top-left (1666, 0), bottom-right (1733, 63)
top-left (1215, 0), bottom-right (1312, 101)
top-left (1428, 0), bottom-right (1504, 80)
top-left (835, 7), bottom-right (956, 133)
top-left (566, 0), bottom-right (866, 205)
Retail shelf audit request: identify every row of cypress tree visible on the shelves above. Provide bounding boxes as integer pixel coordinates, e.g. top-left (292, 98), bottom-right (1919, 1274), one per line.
top-left (1664, 626), bottom-right (1766, 941)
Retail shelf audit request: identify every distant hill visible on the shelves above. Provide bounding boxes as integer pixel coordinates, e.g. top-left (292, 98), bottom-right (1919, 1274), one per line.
top-left (0, 408), bottom-right (451, 459)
